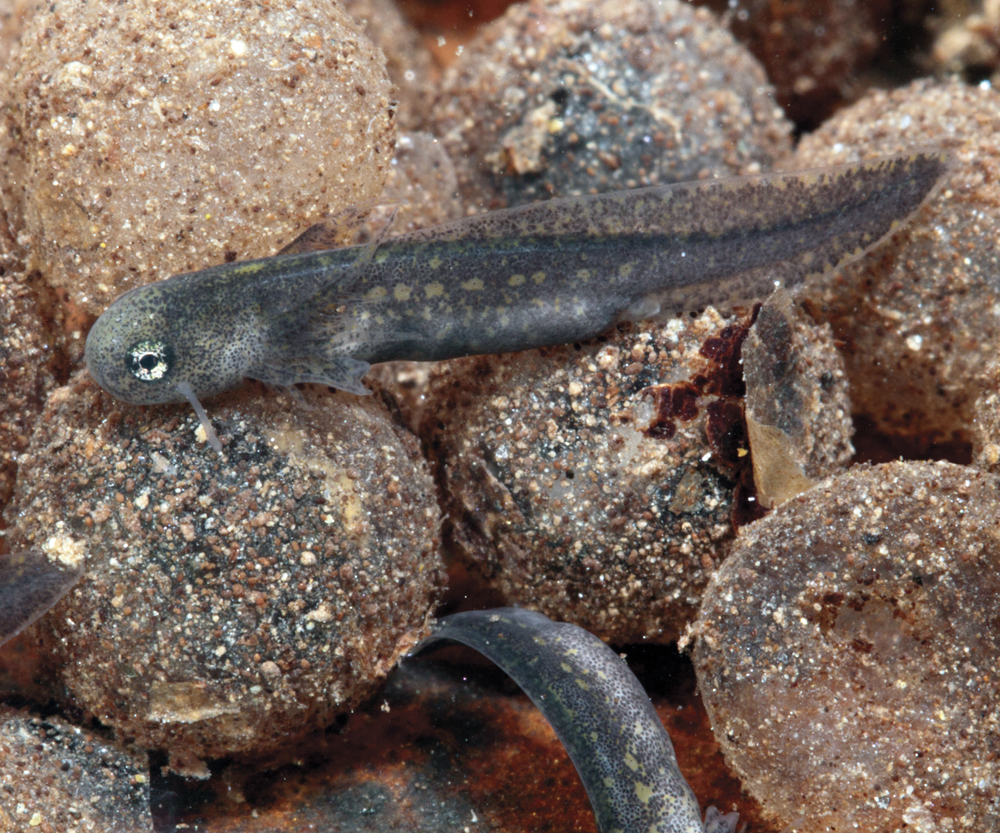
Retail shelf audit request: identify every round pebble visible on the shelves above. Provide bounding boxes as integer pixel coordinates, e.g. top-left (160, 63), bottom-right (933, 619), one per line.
top-left (692, 460), bottom-right (1000, 833)
top-left (420, 302), bottom-right (852, 644)
top-left (343, 0), bottom-right (437, 131)
top-left (703, 0), bottom-right (891, 126)
top-left (428, 0), bottom-right (791, 208)
top-left (792, 79), bottom-right (1000, 453)
top-left (0, 271), bottom-right (58, 507)
top-left (0, 706), bottom-right (152, 833)
top-left (0, 0), bottom-right (396, 317)
top-left (4, 377), bottom-right (443, 774)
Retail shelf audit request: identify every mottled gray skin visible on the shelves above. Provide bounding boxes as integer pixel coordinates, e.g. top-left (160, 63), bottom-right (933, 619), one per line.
top-left (414, 607), bottom-right (736, 833)
top-left (85, 152), bottom-right (949, 407)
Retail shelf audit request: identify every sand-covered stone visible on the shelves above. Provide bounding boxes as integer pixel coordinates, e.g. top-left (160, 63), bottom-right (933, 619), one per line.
top-left (0, 0), bottom-right (396, 317)
top-left (0, 270), bottom-right (59, 508)
top-left (692, 460), bottom-right (1000, 833)
top-left (793, 79), bottom-right (998, 453)
top-left (698, 0), bottom-right (891, 126)
top-left (343, 0), bottom-right (437, 131)
top-left (428, 0), bottom-right (792, 208)
top-left (0, 706), bottom-right (152, 833)
top-left (5, 377), bottom-right (443, 774)
top-left (421, 302), bottom-right (852, 644)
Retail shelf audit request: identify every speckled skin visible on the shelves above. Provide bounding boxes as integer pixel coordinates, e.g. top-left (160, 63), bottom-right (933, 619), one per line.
top-left (85, 152), bottom-right (949, 407)
top-left (415, 607), bottom-right (731, 833)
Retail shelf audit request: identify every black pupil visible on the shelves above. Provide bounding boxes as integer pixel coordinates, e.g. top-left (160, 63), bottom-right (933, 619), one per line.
top-left (127, 340), bottom-right (173, 381)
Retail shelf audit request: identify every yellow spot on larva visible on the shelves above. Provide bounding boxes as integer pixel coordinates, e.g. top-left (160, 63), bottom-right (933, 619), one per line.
top-left (560, 662), bottom-right (573, 674)
top-left (508, 274), bottom-right (526, 287)
top-left (618, 261), bottom-right (636, 279)
top-left (365, 286), bottom-right (388, 301)
top-left (428, 255), bottom-right (443, 269)
top-left (462, 277), bottom-right (484, 291)
top-left (532, 271), bottom-right (546, 284)
top-left (232, 261), bottom-right (268, 276)
top-left (423, 281), bottom-right (445, 299)
top-left (624, 753), bottom-right (640, 772)
top-left (576, 268), bottom-right (591, 281)
top-left (359, 311), bottom-right (371, 322)
top-left (634, 781), bottom-right (654, 805)
top-left (574, 678), bottom-right (590, 691)
top-left (394, 284), bottom-right (412, 302)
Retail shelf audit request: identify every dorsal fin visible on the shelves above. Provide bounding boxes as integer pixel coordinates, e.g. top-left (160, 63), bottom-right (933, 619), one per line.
top-left (278, 221), bottom-right (351, 255)
top-left (277, 202), bottom-right (399, 256)
top-left (0, 549), bottom-right (84, 646)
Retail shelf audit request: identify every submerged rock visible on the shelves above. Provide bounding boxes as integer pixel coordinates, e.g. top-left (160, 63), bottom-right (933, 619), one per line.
top-left (692, 460), bottom-right (1000, 833)
top-left (5, 378), bottom-right (443, 774)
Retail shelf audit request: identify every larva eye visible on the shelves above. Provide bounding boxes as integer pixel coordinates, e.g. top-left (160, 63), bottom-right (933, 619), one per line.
top-left (126, 340), bottom-right (174, 382)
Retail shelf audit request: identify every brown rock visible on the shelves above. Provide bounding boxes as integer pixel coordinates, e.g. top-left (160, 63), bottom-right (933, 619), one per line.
top-left (5, 377), bottom-right (443, 772)
top-left (0, 0), bottom-right (396, 317)
top-left (421, 304), bottom-right (852, 643)
top-left (428, 0), bottom-right (792, 209)
top-left (793, 79), bottom-right (999, 454)
top-left (0, 706), bottom-right (152, 833)
top-left (698, 0), bottom-right (892, 127)
top-left (692, 460), bottom-right (1000, 833)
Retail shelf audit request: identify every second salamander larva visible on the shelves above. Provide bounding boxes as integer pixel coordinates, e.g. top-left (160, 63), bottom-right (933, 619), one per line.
top-left (85, 152), bottom-right (950, 450)
top-left (413, 607), bottom-right (740, 833)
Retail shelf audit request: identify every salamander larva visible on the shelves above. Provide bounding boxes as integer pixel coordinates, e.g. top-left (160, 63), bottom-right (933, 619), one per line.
top-left (84, 152), bottom-right (951, 451)
top-left (414, 607), bottom-right (739, 833)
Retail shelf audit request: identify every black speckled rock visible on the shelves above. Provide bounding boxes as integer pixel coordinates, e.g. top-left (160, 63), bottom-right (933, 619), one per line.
top-left (0, 706), bottom-right (153, 832)
top-left (428, 0), bottom-right (792, 208)
top-left (5, 376), bottom-right (444, 774)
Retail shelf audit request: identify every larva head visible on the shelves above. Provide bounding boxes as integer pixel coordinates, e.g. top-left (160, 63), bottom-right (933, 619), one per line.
top-left (84, 276), bottom-right (258, 405)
